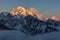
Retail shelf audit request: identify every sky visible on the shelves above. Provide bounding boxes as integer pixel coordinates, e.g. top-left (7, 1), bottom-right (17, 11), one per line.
top-left (0, 0), bottom-right (60, 17)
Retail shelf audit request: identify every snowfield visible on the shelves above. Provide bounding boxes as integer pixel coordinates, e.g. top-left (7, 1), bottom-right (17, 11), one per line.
top-left (0, 30), bottom-right (60, 40)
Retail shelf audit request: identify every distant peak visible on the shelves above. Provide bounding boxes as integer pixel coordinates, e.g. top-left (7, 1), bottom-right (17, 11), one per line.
top-left (50, 16), bottom-right (59, 21)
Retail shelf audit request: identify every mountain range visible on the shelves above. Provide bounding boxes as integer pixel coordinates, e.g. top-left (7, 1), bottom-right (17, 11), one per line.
top-left (0, 6), bottom-right (59, 35)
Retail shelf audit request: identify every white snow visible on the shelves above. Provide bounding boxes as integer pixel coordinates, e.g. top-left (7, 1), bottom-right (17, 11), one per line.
top-left (0, 30), bottom-right (60, 40)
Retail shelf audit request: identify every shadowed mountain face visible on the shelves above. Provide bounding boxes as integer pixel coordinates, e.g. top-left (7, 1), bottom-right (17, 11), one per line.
top-left (0, 24), bottom-right (13, 30)
top-left (0, 12), bottom-right (58, 35)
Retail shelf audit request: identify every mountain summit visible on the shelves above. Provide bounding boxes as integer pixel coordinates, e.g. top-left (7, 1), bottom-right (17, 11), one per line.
top-left (10, 6), bottom-right (45, 20)
top-left (10, 6), bottom-right (59, 21)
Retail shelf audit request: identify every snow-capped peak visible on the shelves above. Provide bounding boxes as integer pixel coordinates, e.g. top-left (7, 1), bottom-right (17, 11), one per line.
top-left (10, 6), bottom-right (44, 20)
top-left (10, 6), bottom-right (60, 21)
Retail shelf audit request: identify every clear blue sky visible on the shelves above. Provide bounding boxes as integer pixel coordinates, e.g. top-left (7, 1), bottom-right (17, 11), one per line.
top-left (0, 0), bottom-right (60, 17)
